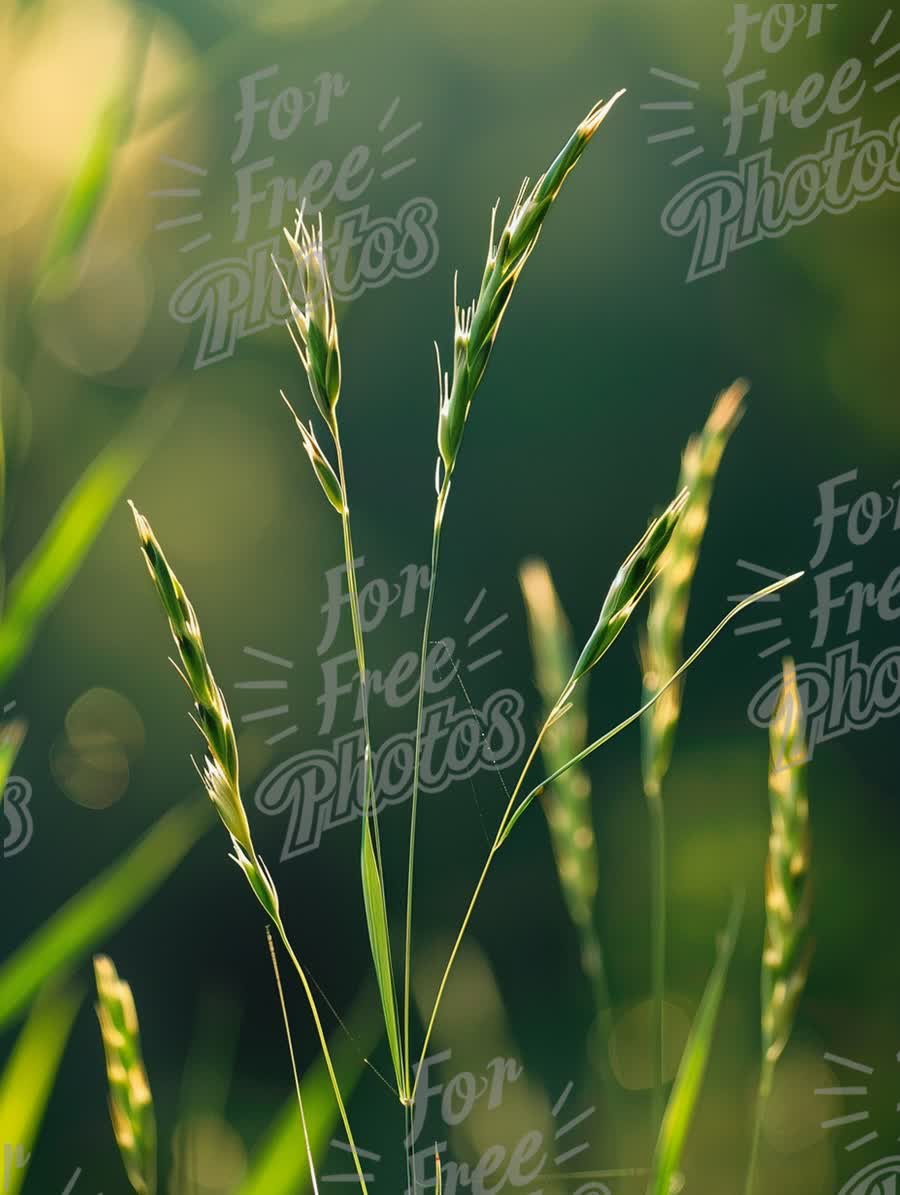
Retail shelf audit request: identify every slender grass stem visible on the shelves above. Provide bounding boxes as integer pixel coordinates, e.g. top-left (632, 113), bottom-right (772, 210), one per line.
top-left (333, 427), bottom-right (406, 1102)
top-left (411, 717), bottom-right (553, 1103)
top-left (646, 787), bottom-right (666, 1139)
top-left (332, 431), bottom-right (381, 851)
top-left (744, 1058), bottom-right (773, 1195)
top-left (402, 476), bottom-right (450, 1094)
top-left (273, 915), bottom-right (370, 1194)
top-left (266, 926), bottom-right (320, 1195)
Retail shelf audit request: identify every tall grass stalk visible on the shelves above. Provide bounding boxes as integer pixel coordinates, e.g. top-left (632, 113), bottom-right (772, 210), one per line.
top-left (640, 381), bottom-right (747, 1133)
top-left (276, 213), bottom-right (405, 1102)
top-left (130, 505), bottom-right (371, 1191)
top-left (402, 92), bottom-right (625, 1097)
top-left (745, 657), bottom-right (812, 1195)
top-left (412, 495), bottom-right (699, 1099)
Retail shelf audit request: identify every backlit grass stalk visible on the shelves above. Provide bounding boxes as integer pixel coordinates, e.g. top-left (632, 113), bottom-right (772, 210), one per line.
top-left (93, 956), bottom-right (157, 1195)
top-left (276, 213), bottom-right (406, 1104)
top-left (640, 380), bottom-right (747, 1134)
top-left (745, 658), bottom-right (812, 1195)
top-left (412, 494), bottom-right (689, 1101)
top-left (130, 505), bottom-right (371, 1190)
top-left (403, 92), bottom-right (625, 1097)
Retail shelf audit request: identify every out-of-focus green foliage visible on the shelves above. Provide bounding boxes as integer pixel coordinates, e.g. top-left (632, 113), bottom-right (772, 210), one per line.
top-left (0, 981), bottom-right (82, 1195)
top-left (0, 800), bottom-right (209, 1029)
top-left (0, 395), bottom-right (175, 688)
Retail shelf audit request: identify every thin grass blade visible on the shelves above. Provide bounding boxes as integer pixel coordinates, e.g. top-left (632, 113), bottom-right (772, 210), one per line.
top-left (0, 395), bottom-right (174, 688)
top-left (361, 819), bottom-right (405, 1100)
top-left (0, 981), bottom-right (82, 1195)
top-left (646, 895), bottom-right (744, 1195)
top-left (34, 13), bottom-right (152, 297)
top-left (0, 800), bottom-right (210, 1030)
top-left (236, 990), bottom-right (380, 1195)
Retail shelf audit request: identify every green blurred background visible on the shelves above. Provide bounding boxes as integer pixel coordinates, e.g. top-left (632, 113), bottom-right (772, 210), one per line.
top-left (2, 0), bottom-right (899, 1191)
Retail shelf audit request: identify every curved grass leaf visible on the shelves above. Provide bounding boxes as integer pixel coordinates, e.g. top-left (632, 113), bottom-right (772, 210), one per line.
top-left (647, 895), bottom-right (744, 1195)
top-left (361, 820), bottom-right (405, 1101)
top-left (0, 800), bottom-right (210, 1030)
top-left (0, 395), bottom-right (175, 688)
top-left (0, 980), bottom-right (82, 1195)
top-left (34, 13), bottom-right (152, 297)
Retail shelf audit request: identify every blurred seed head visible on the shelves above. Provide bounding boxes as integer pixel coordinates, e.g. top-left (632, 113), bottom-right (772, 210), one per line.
top-left (94, 955), bottom-right (157, 1195)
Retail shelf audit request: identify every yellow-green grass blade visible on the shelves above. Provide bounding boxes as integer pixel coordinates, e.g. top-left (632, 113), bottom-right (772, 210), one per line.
top-left (646, 895), bottom-right (744, 1195)
top-left (237, 991), bottom-right (380, 1195)
top-left (0, 395), bottom-right (174, 688)
top-left (361, 819), bottom-right (405, 1101)
top-left (0, 720), bottom-right (26, 795)
top-left (0, 981), bottom-right (82, 1195)
top-left (34, 13), bottom-right (152, 297)
top-left (0, 800), bottom-right (210, 1030)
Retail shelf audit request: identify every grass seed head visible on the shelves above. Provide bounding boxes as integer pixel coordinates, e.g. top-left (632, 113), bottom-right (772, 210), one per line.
top-left (569, 487), bottom-right (688, 687)
top-left (282, 392), bottom-right (345, 513)
top-left (762, 658), bottom-right (812, 1067)
top-left (93, 955), bottom-right (157, 1195)
top-left (279, 210), bottom-right (342, 426)
top-left (641, 380), bottom-right (748, 797)
top-left (437, 92), bottom-right (624, 479)
top-left (130, 503), bottom-right (279, 919)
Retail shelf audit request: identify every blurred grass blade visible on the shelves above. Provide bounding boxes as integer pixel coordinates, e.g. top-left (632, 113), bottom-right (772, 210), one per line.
top-left (0, 395), bottom-right (174, 687)
top-left (0, 800), bottom-right (210, 1029)
top-left (237, 990), bottom-right (379, 1195)
top-left (361, 820), bottom-right (405, 1101)
top-left (647, 895), bottom-right (744, 1195)
top-left (0, 981), bottom-right (82, 1195)
top-left (35, 13), bottom-right (152, 296)
top-left (0, 719), bottom-right (26, 794)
